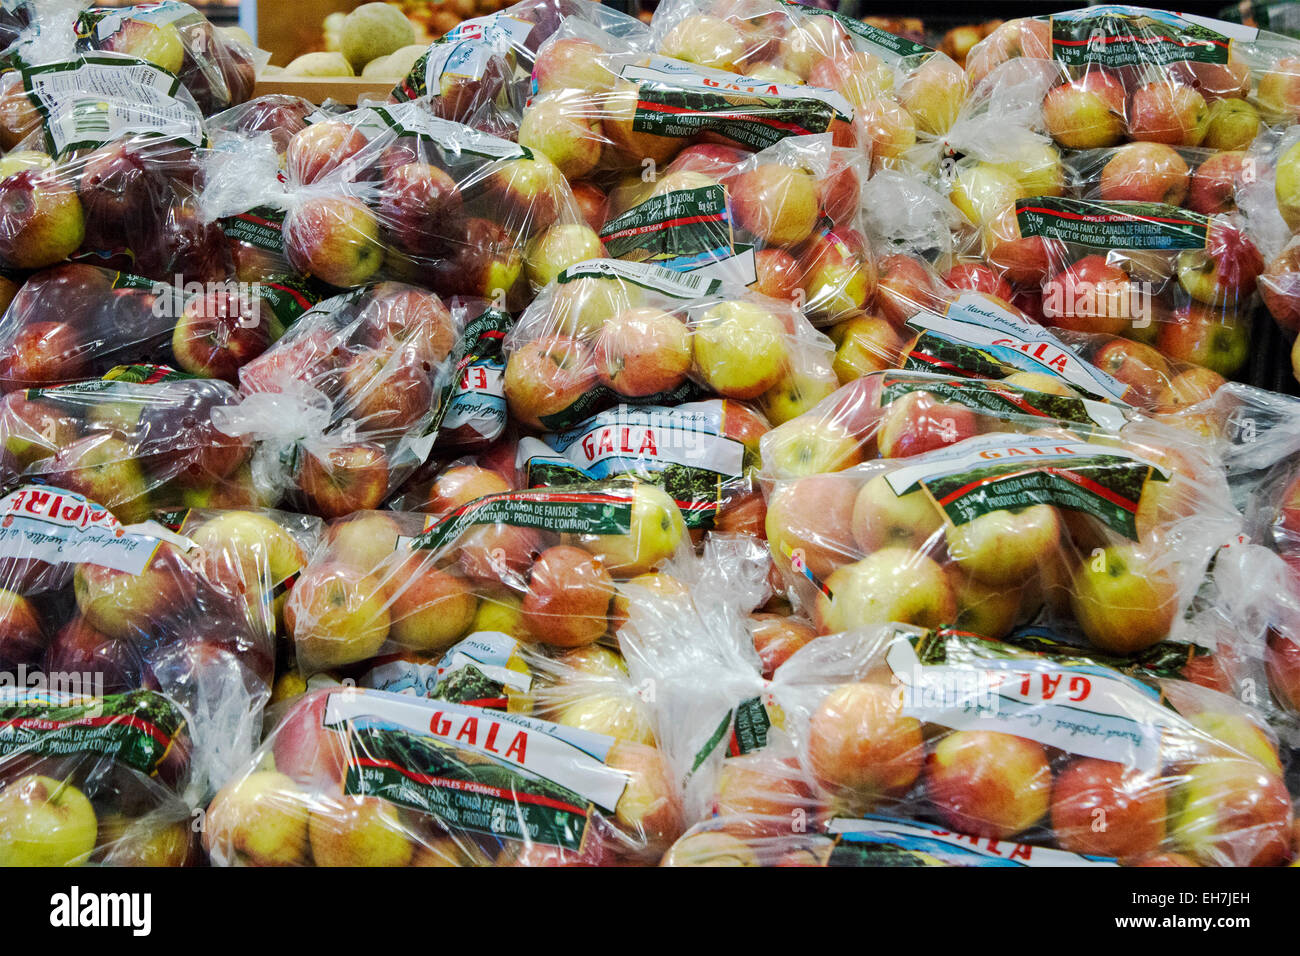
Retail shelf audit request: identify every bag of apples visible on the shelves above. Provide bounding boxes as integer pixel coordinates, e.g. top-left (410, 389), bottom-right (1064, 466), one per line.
top-left (502, 258), bottom-right (835, 434)
top-left (761, 418), bottom-right (1243, 655)
top-left (598, 133), bottom-right (875, 326)
top-left (280, 479), bottom-right (692, 678)
top-left (645, 0), bottom-right (968, 174)
top-left (216, 281), bottom-right (478, 518)
top-left (518, 15), bottom-right (871, 187)
top-left (758, 368), bottom-right (1151, 481)
top-left (0, 484), bottom-right (320, 795)
top-left (201, 98), bottom-right (604, 303)
top-left (828, 276), bottom-right (1238, 416)
top-left (0, 262), bottom-right (322, 392)
top-left (0, 686), bottom-right (199, 867)
top-left (203, 682), bottom-right (683, 867)
top-left (632, 608), bottom-right (1292, 867)
top-left (1017, 198), bottom-right (1262, 381)
top-left (966, 8), bottom-right (1300, 154)
top-left (387, 0), bottom-right (650, 138)
top-left (0, 50), bottom-right (230, 282)
top-left (1, 368), bottom-right (263, 522)
top-left (1245, 125), bottom-right (1300, 377)
top-left (73, 3), bottom-right (262, 115)
top-left (4, 0), bottom-right (262, 115)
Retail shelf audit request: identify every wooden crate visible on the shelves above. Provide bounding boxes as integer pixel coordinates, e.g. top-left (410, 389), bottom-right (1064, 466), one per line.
top-left (257, 0), bottom-right (358, 67)
top-left (250, 74), bottom-right (396, 105)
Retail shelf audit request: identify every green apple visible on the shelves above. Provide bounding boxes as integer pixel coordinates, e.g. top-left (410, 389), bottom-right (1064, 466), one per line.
top-left (758, 364), bottom-right (838, 425)
top-left (524, 223), bottom-right (605, 289)
top-left (204, 770), bottom-right (311, 866)
top-left (949, 163), bottom-right (1022, 227)
top-left (0, 775), bottom-right (97, 867)
top-left (1186, 713), bottom-right (1282, 773)
top-left (1203, 98), bottom-right (1260, 151)
top-left (1276, 138), bottom-right (1300, 232)
top-left (815, 547), bottom-right (956, 633)
top-left (692, 301), bottom-right (787, 400)
top-left (987, 141), bottom-right (1064, 198)
top-left (850, 474), bottom-right (944, 551)
top-left (761, 420), bottom-right (863, 479)
top-left (308, 795), bottom-right (413, 867)
top-left (579, 482), bottom-right (685, 576)
top-left (1069, 544), bottom-right (1177, 654)
top-left (945, 505), bottom-right (1061, 587)
top-left (550, 276), bottom-right (642, 337)
top-left (1170, 761), bottom-right (1292, 867)
top-left (189, 511), bottom-right (307, 632)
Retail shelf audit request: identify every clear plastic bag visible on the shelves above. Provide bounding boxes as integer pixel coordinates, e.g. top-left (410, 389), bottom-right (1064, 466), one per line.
top-left (216, 282), bottom-right (469, 518)
top-left (73, 2), bottom-right (263, 115)
top-left (388, 0), bottom-right (651, 139)
top-left (203, 682), bottom-right (684, 867)
top-left (598, 133), bottom-right (874, 325)
top-left (1, 368), bottom-right (257, 522)
top-left (281, 480), bottom-right (692, 678)
top-left (0, 50), bottom-right (218, 278)
top-left (0, 485), bottom-right (317, 796)
top-left (502, 258), bottom-right (835, 433)
top-left (0, 263), bottom-right (321, 391)
top-left (823, 283), bottom-right (1234, 416)
top-left (0, 687), bottom-right (198, 866)
top-left (200, 98), bottom-right (601, 301)
top-left (759, 424), bottom-right (1242, 655)
top-left (966, 8), bottom-right (1300, 150)
top-left (517, 14), bottom-right (870, 186)
top-left (646, 0), bottom-right (968, 171)
top-left (628, 605), bottom-right (1292, 866)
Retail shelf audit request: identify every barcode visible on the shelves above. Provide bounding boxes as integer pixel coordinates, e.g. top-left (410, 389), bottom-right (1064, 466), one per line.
top-left (70, 100), bottom-right (111, 136)
top-left (557, 258), bottom-right (720, 298)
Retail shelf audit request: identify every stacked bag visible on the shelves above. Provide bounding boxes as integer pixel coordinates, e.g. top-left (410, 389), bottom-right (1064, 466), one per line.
top-left (2, 0), bottom-right (1300, 867)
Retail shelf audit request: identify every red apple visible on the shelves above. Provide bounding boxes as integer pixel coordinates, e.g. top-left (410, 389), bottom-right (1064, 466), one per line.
top-left (297, 442), bottom-right (389, 518)
top-left (1050, 758), bottom-right (1167, 860)
top-left (1128, 81), bottom-right (1208, 147)
top-left (876, 389), bottom-right (979, 459)
top-left (942, 261), bottom-right (1012, 301)
top-left (925, 730), bottom-right (1052, 840)
top-left (1186, 151), bottom-right (1248, 215)
top-left (1097, 142), bottom-right (1189, 204)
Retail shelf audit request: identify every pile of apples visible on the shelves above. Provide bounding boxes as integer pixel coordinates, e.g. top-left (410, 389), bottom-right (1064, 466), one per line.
top-left (7, 0), bottom-right (1300, 869)
top-left (639, 625), bottom-right (1294, 868)
top-left (504, 262), bottom-right (835, 430)
top-left (208, 98), bottom-right (605, 302)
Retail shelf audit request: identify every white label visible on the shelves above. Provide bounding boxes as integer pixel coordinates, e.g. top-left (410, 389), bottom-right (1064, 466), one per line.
top-left (23, 58), bottom-right (203, 155)
top-left (440, 12), bottom-right (533, 53)
top-left (349, 103), bottom-right (525, 160)
top-left (522, 401), bottom-right (745, 478)
top-left (92, 1), bottom-right (202, 40)
top-left (881, 432), bottom-right (1166, 499)
top-left (424, 13), bottom-right (533, 84)
top-left (436, 631), bottom-right (532, 693)
top-left (0, 486), bottom-right (164, 575)
top-left (885, 638), bottom-right (1174, 771)
top-left (828, 816), bottom-right (1118, 867)
top-left (441, 361), bottom-right (506, 438)
top-left (556, 258), bottom-right (722, 298)
top-left (906, 292), bottom-right (1132, 403)
top-left (626, 56), bottom-right (856, 121)
top-left (323, 689), bottom-right (629, 811)
top-left (685, 246), bottom-right (758, 288)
